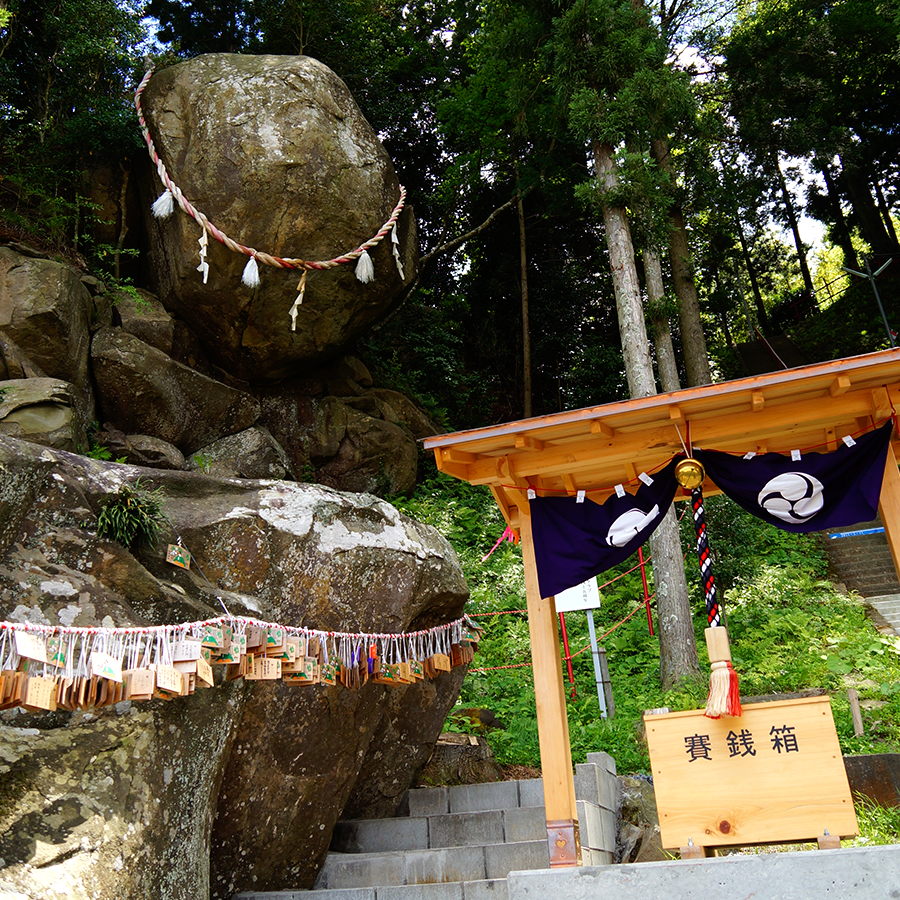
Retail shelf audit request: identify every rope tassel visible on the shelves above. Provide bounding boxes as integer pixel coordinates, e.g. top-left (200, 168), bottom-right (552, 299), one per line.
top-left (355, 249), bottom-right (375, 283)
top-left (152, 189), bottom-right (175, 219)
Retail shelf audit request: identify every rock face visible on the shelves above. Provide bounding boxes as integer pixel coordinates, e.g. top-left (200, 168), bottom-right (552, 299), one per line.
top-left (91, 326), bottom-right (262, 454)
top-left (0, 434), bottom-right (469, 900)
top-left (139, 54), bottom-right (418, 381)
top-left (0, 377), bottom-right (86, 450)
top-left (0, 247), bottom-right (96, 424)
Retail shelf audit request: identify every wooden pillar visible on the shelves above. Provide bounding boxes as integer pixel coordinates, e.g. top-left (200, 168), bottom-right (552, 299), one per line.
top-left (878, 441), bottom-right (900, 582)
top-left (519, 508), bottom-right (580, 866)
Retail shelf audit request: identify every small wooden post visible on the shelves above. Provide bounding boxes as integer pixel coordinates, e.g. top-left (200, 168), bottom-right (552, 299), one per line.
top-left (878, 441), bottom-right (900, 584)
top-left (848, 688), bottom-right (864, 736)
top-left (817, 831), bottom-right (842, 850)
top-left (519, 510), bottom-right (580, 866)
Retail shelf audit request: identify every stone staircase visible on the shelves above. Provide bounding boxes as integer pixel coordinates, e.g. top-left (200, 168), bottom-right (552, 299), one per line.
top-left (822, 516), bottom-right (900, 599)
top-left (234, 753), bottom-right (619, 900)
top-left (821, 516), bottom-right (900, 635)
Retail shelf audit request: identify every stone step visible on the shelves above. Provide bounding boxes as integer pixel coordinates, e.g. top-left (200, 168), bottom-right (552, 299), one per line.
top-left (314, 841), bottom-right (550, 890)
top-left (406, 779), bottom-right (545, 818)
top-left (332, 808), bottom-right (548, 854)
top-left (235, 879), bottom-right (509, 900)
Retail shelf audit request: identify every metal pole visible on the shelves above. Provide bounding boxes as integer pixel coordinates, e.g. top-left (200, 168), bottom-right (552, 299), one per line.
top-left (586, 611), bottom-right (608, 718)
top-left (558, 612), bottom-right (576, 698)
top-left (842, 258), bottom-right (894, 347)
top-left (638, 546), bottom-right (654, 636)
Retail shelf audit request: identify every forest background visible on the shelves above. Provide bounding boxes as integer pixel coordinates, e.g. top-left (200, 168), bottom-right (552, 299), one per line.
top-left (3, 0), bottom-right (900, 814)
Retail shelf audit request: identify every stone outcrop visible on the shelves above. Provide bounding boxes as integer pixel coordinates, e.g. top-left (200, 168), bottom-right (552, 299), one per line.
top-left (91, 326), bottom-right (261, 454)
top-left (0, 434), bottom-right (469, 900)
top-left (187, 425), bottom-right (294, 480)
top-left (0, 247), bottom-right (95, 426)
top-left (138, 54), bottom-right (418, 381)
top-left (0, 377), bottom-right (86, 450)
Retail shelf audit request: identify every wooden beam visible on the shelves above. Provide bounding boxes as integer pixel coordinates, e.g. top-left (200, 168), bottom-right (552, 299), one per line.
top-left (751, 391), bottom-right (765, 411)
top-left (830, 376), bottom-right (851, 397)
top-left (591, 420), bottom-right (615, 437)
top-left (669, 405), bottom-right (684, 424)
top-left (878, 442), bottom-right (900, 586)
top-left (515, 435), bottom-right (545, 452)
top-left (561, 474), bottom-right (577, 493)
top-left (465, 392), bottom-right (884, 487)
top-left (825, 426), bottom-right (837, 452)
top-left (441, 447), bottom-right (477, 464)
top-left (519, 510), bottom-right (579, 865)
top-left (872, 387), bottom-right (892, 420)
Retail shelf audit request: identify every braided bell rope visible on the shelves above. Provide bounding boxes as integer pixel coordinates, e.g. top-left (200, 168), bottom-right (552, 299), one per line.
top-left (691, 485), bottom-right (721, 627)
top-left (134, 67), bottom-right (407, 274)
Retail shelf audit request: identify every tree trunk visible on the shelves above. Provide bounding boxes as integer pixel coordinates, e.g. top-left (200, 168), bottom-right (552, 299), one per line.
top-left (517, 188), bottom-right (533, 418)
top-left (872, 177), bottom-right (899, 249)
top-left (593, 140), bottom-right (655, 397)
top-left (839, 153), bottom-right (896, 259)
top-left (593, 137), bottom-right (700, 686)
top-left (735, 221), bottom-right (769, 335)
top-left (653, 505), bottom-right (701, 689)
top-left (773, 155), bottom-right (815, 297)
top-left (644, 247), bottom-right (681, 393)
top-left (651, 136), bottom-right (712, 386)
top-left (820, 162), bottom-right (859, 271)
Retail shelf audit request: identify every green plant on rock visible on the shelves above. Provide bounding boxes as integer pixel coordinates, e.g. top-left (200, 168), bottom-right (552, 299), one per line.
top-left (192, 452), bottom-right (212, 474)
top-left (96, 479), bottom-right (165, 549)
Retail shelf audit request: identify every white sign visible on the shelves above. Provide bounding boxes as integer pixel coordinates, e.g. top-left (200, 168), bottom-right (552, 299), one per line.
top-left (554, 577), bottom-right (601, 613)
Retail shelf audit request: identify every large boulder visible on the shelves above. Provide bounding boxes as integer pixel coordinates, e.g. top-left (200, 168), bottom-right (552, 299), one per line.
top-left (186, 425), bottom-right (294, 480)
top-left (0, 247), bottom-right (95, 426)
top-left (0, 377), bottom-right (86, 450)
top-left (138, 54), bottom-right (418, 382)
top-left (91, 326), bottom-right (261, 454)
top-left (0, 434), bottom-right (468, 900)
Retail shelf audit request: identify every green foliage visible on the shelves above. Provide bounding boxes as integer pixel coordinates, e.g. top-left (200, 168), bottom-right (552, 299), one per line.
top-left (398, 471), bottom-right (900, 774)
top-left (96, 479), bottom-right (165, 549)
top-left (849, 795), bottom-right (900, 846)
top-left (192, 453), bottom-right (212, 474)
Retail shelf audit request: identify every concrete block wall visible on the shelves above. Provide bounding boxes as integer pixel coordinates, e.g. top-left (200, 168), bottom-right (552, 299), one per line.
top-left (576, 752), bottom-right (619, 865)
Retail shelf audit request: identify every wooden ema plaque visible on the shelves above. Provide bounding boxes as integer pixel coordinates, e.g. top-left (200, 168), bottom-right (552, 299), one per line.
top-left (645, 696), bottom-right (857, 849)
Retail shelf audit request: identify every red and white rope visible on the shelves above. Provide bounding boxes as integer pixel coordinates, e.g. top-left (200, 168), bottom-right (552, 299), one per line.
top-left (134, 67), bottom-right (406, 274)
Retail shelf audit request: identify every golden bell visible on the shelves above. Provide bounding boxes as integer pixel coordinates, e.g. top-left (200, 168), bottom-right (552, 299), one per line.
top-left (675, 457), bottom-right (705, 489)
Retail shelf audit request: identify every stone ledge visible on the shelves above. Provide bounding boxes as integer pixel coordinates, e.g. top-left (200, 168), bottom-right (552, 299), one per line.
top-left (507, 845), bottom-right (900, 900)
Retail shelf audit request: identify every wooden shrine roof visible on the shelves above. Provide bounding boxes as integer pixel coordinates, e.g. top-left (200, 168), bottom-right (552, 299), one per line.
top-left (423, 349), bottom-right (900, 527)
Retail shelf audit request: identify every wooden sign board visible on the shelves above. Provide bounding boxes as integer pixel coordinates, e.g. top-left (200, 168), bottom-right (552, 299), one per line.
top-left (645, 696), bottom-right (857, 849)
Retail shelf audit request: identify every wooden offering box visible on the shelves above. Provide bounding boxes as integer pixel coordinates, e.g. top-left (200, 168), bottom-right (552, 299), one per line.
top-left (645, 696), bottom-right (858, 849)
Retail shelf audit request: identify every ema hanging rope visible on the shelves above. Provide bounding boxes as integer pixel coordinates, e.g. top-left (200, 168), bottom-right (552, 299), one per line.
top-left (134, 66), bottom-right (407, 331)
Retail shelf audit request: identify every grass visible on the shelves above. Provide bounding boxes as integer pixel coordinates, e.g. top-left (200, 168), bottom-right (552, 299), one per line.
top-left (393, 471), bottom-right (900, 775)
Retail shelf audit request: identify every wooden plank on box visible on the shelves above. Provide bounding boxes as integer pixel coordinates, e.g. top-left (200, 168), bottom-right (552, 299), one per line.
top-left (645, 696), bottom-right (857, 849)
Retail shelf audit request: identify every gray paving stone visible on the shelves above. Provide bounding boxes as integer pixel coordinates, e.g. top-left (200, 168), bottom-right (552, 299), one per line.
top-left (316, 846), bottom-right (487, 890)
top-left (408, 786), bottom-right (450, 817)
top-left (586, 751), bottom-right (616, 776)
top-left (376, 884), bottom-right (463, 900)
top-left (449, 781), bottom-right (521, 813)
top-left (430, 810), bottom-right (505, 849)
top-left (332, 817), bottom-right (429, 853)
top-left (502, 807), bottom-right (546, 843)
top-left (576, 801), bottom-right (604, 852)
top-left (516, 779), bottom-right (545, 808)
top-left (483, 841), bottom-right (550, 880)
top-left (575, 764), bottom-right (601, 806)
top-left (599, 807), bottom-right (617, 852)
top-left (508, 845), bottom-right (900, 900)
top-left (463, 879), bottom-right (510, 900)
